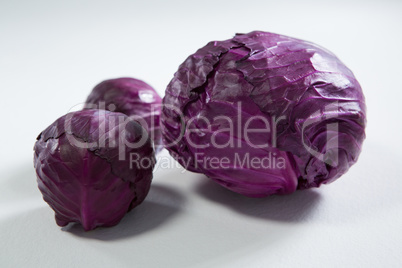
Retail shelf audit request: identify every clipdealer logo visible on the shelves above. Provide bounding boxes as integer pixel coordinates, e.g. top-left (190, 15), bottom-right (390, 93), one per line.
top-left (63, 100), bottom-right (340, 170)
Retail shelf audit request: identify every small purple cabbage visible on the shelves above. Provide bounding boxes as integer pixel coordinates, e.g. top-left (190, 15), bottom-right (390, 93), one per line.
top-left (85, 77), bottom-right (163, 153)
top-left (34, 109), bottom-right (155, 230)
top-left (161, 31), bottom-right (366, 197)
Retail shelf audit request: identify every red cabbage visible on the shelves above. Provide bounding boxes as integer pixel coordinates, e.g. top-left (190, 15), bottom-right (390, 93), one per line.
top-left (85, 77), bottom-right (163, 153)
top-left (34, 109), bottom-right (155, 230)
top-left (161, 31), bottom-right (366, 197)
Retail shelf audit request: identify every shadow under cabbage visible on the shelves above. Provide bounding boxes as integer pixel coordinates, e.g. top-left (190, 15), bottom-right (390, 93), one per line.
top-left (62, 184), bottom-right (185, 241)
top-left (195, 176), bottom-right (321, 222)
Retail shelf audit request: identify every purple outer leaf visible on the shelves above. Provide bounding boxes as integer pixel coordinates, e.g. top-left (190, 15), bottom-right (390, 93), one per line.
top-left (34, 110), bottom-right (155, 231)
top-left (161, 31), bottom-right (366, 197)
top-left (85, 77), bottom-right (163, 153)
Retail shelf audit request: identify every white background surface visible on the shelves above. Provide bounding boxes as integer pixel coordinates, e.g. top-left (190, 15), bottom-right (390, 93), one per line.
top-left (1, 0), bottom-right (402, 267)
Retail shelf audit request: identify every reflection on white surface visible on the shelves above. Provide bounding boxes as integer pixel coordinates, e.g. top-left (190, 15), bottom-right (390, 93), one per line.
top-left (1, 142), bottom-right (402, 267)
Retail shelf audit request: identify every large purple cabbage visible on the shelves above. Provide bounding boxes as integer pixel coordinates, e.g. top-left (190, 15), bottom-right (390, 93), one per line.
top-left (34, 110), bottom-right (155, 230)
top-left (161, 31), bottom-right (366, 197)
top-left (85, 77), bottom-right (163, 153)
